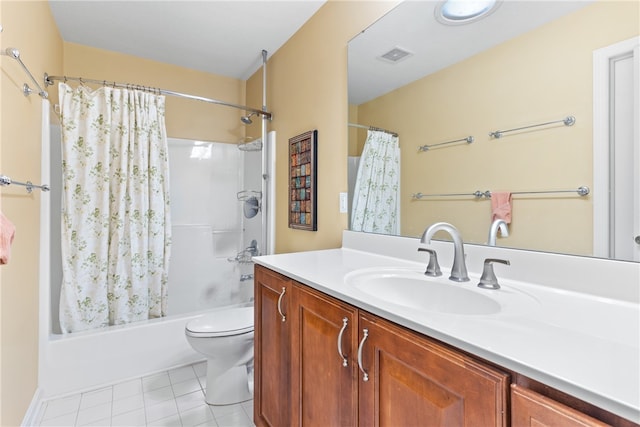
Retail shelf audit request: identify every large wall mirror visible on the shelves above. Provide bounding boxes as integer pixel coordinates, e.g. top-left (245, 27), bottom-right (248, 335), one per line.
top-left (348, 0), bottom-right (639, 262)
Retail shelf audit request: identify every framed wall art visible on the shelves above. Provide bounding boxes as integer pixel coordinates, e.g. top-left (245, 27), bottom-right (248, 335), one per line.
top-left (288, 130), bottom-right (318, 231)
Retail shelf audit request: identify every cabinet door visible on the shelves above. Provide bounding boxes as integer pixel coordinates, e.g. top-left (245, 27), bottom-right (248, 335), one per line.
top-left (358, 314), bottom-right (509, 427)
top-left (511, 385), bottom-right (609, 427)
top-left (291, 284), bottom-right (359, 427)
top-left (254, 265), bottom-right (292, 427)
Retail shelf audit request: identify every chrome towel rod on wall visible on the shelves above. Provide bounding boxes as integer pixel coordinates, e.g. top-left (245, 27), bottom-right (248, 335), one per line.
top-left (0, 47), bottom-right (48, 98)
top-left (0, 175), bottom-right (50, 193)
top-left (411, 186), bottom-right (590, 200)
top-left (489, 115), bottom-right (575, 139)
top-left (418, 136), bottom-right (474, 152)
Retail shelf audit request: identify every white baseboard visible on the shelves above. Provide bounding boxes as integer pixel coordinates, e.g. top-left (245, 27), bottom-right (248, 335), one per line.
top-left (21, 387), bottom-right (44, 427)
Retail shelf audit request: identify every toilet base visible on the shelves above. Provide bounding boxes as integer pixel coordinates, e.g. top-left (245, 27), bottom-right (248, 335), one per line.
top-left (205, 364), bottom-right (253, 405)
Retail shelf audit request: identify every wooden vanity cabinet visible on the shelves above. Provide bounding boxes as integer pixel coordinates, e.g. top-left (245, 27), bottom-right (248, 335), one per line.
top-left (256, 265), bottom-right (509, 427)
top-left (290, 284), bottom-right (359, 426)
top-left (255, 266), bottom-right (634, 427)
top-left (511, 384), bottom-right (609, 427)
top-left (358, 313), bottom-right (509, 427)
top-left (254, 265), bottom-right (293, 427)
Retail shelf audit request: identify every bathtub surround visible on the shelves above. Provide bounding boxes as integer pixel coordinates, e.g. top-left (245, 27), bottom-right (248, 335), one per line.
top-left (40, 135), bottom-right (260, 398)
top-left (57, 83), bottom-right (171, 333)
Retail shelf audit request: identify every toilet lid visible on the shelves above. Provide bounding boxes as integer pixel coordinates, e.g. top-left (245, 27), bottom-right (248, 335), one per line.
top-left (185, 307), bottom-right (254, 337)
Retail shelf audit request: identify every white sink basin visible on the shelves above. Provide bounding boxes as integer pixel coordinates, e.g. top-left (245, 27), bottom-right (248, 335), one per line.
top-left (344, 267), bottom-right (537, 316)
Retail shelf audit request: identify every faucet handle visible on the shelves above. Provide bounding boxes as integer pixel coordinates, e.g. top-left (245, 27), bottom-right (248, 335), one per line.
top-left (418, 248), bottom-right (442, 277)
top-left (477, 258), bottom-right (510, 290)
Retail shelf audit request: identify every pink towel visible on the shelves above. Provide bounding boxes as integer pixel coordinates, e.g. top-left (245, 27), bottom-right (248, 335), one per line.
top-left (491, 192), bottom-right (512, 224)
top-left (0, 212), bottom-right (16, 265)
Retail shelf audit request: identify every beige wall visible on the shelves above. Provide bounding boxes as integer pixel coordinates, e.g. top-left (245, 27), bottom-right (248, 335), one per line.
top-left (0, 1), bottom-right (62, 424)
top-left (250, 0), bottom-right (399, 253)
top-left (352, 1), bottom-right (639, 255)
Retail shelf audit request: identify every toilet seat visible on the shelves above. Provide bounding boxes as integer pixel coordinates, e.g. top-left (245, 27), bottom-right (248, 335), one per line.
top-left (185, 307), bottom-right (254, 338)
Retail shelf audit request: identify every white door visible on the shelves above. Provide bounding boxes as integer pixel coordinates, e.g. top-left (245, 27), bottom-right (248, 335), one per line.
top-left (593, 37), bottom-right (640, 261)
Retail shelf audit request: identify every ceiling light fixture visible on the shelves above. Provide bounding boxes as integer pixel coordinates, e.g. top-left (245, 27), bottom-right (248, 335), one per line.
top-left (435, 0), bottom-right (500, 25)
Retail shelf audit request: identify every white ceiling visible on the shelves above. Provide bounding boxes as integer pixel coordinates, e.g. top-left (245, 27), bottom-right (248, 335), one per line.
top-left (348, 1), bottom-right (593, 105)
top-left (48, 0), bottom-right (326, 81)
top-left (48, 0), bottom-right (593, 101)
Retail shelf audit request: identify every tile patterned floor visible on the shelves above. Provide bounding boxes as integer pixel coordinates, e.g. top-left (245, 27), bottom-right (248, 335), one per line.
top-left (35, 362), bottom-right (255, 427)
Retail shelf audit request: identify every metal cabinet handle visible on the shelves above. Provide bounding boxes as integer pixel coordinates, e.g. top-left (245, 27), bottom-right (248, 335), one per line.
top-left (337, 317), bottom-right (348, 367)
top-left (357, 328), bottom-right (369, 382)
top-left (277, 286), bottom-right (286, 322)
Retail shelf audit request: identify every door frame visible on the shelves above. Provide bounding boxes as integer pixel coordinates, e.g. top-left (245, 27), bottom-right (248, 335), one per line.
top-left (592, 36), bottom-right (640, 260)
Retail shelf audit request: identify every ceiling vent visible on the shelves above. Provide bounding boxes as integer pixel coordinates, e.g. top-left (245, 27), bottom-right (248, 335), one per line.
top-left (378, 47), bottom-right (413, 64)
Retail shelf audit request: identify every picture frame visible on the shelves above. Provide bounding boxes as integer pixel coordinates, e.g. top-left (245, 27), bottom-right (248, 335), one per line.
top-left (288, 130), bottom-right (318, 231)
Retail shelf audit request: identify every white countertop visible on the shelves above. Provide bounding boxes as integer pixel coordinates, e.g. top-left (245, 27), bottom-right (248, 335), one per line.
top-left (254, 231), bottom-right (640, 424)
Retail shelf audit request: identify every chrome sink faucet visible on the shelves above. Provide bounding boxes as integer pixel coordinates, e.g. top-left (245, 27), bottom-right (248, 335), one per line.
top-left (420, 222), bottom-right (469, 282)
top-left (488, 219), bottom-right (509, 246)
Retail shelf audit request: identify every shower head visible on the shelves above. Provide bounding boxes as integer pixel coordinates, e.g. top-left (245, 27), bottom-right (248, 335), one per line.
top-left (241, 112), bottom-right (256, 125)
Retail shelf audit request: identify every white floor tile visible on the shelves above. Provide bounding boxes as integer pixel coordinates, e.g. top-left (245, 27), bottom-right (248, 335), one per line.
top-left (209, 404), bottom-right (244, 420)
top-left (169, 366), bottom-right (197, 384)
top-left (179, 404), bottom-right (215, 427)
top-left (145, 399), bottom-right (179, 423)
top-left (197, 375), bottom-right (208, 390)
top-left (172, 378), bottom-right (202, 397)
top-left (80, 387), bottom-right (113, 410)
top-left (176, 390), bottom-right (207, 413)
top-left (113, 393), bottom-right (145, 416)
top-left (113, 378), bottom-right (144, 401)
top-left (76, 401), bottom-right (112, 426)
top-left (80, 417), bottom-right (111, 427)
top-left (214, 410), bottom-right (253, 427)
top-left (147, 413), bottom-right (182, 427)
top-left (36, 362), bottom-right (255, 427)
top-left (192, 362), bottom-right (207, 377)
top-left (41, 394), bottom-right (82, 420)
top-left (240, 400), bottom-right (253, 422)
top-left (39, 411), bottom-right (78, 426)
top-left (111, 408), bottom-right (147, 427)
top-left (142, 372), bottom-right (172, 392)
top-left (144, 385), bottom-right (175, 406)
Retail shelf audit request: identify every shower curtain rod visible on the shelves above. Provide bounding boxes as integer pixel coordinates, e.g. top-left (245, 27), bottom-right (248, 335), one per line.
top-left (43, 73), bottom-right (272, 120)
top-left (348, 122), bottom-right (398, 137)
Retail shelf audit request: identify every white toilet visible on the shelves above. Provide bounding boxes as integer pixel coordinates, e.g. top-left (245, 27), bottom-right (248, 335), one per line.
top-left (185, 306), bottom-right (254, 405)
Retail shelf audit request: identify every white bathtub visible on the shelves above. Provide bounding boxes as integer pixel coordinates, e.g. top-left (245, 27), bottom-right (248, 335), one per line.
top-left (39, 311), bottom-right (206, 398)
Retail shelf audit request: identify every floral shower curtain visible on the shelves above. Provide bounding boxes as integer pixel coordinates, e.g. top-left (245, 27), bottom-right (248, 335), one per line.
top-left (58, 83), bottom-right (171, 333)
top-left (351, 130), bottom-right (400, 234)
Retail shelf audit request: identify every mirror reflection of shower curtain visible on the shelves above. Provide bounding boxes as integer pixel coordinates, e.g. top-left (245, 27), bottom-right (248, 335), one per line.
top-left (57, 83), bottom-right (171, 333)
top-left (351, 130), bottom-right (400, 234)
